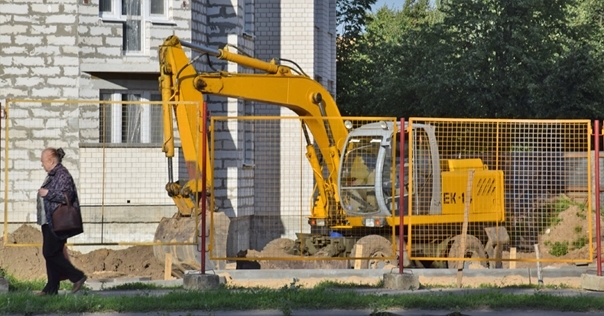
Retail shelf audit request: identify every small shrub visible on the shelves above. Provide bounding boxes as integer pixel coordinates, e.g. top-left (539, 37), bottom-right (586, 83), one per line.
top-left (573, 226), bottom-right (582, 233)
top-left (572, 236), bottom-right (589, 250)
top-left (549, 241), bottom-right (569, 257)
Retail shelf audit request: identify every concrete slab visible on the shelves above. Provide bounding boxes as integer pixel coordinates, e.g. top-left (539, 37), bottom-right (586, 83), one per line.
top-left (182, 271), bottom-right (220, 291)
top-left (581, 272), bottom-right (604, 291)
top-left (85, 277), bottom-right (183, 291)
top-left (0, 277), bottom-right (8, 293)
top-left (382, 272), bottom-right (419, 290)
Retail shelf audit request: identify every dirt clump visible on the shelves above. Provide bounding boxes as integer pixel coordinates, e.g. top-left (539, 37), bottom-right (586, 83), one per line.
top-left (0, 224), bottom-right (165, 281)
top-left (0, 225), bottom-right (46, 280)
top-left (502, 200), bottom-right (597, 269)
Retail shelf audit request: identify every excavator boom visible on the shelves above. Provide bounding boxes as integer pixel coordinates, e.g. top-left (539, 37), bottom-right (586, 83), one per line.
top-left (155, 35), bottom-right (353, 274)
top-left (159, 35), bottom-right (346, 219)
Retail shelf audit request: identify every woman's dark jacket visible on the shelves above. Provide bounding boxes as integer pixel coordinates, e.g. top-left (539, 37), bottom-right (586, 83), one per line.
top-left (41, 163), bottom-right (82, 239)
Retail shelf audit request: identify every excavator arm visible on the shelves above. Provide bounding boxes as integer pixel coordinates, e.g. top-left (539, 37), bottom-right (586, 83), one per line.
top-left (158, 35), bottom-right (347, 222)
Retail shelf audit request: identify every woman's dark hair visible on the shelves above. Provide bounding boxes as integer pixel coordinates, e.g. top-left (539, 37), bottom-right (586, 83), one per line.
top-left (56, 148), bottom-right (65, 162)
top-left (46, 147), bottom-right (65, 164)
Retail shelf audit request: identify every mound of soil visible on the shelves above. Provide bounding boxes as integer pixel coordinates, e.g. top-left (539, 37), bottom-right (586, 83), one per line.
top-left (2, 195), bottom-right (596, 281)
top-left (0, 224), bottom-right (165, 281)
top-left (502, 198), bottom-right (599, 269)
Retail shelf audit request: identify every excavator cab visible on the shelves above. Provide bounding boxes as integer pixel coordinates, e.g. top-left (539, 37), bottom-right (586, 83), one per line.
top-left (339, 122), bottom-right (400, 219)
top-left (338, 122), bottom-right (442, 222)
top-left (340, 136), bottom-right (381, 213)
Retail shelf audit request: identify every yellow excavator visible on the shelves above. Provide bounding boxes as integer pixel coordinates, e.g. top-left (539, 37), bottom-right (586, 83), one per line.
top-left (154, 35), bottom-right (509, 273)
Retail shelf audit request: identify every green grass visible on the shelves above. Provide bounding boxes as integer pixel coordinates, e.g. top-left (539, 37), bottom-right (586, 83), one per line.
top-left (548, 241), bottom-right (569, 257)
top-left (4, 274), bottom-right (76, 292)
top-left (2, 284), bottom-right (604, 314)
top-left (105, 282), bottom-right (180, 291)
top-left (1, 274), bottom-right (601, 314)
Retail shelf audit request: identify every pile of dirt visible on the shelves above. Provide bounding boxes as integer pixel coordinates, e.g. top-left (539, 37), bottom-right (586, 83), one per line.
top-left (0, 224), bottom-right (165, 281)
top-left (502, 200), bottom-right (599, 269)
top-left (0, 197), bottom-right (597, 281)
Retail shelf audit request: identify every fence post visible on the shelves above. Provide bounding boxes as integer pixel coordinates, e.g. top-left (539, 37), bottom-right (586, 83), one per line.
top-left (596, 120), bottom-right (601, 277)
top-left (399, 118), bottom-right (406, 274)
top-left (200, 101), bottom-right (208, 274)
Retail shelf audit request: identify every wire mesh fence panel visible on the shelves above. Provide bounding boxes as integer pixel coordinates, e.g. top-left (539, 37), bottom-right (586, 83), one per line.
top-left (210, 116), bottom-right (400, 268)
top-left (3, 102), bottom-right (593, 272)
top-left (2, 100), bottom-right (198, 254)
top-left (407, 118), bottom-right (592, 268)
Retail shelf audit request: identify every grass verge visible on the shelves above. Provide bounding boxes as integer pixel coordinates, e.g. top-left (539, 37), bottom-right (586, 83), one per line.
top-left (1, 279), bottom-right (604, 314)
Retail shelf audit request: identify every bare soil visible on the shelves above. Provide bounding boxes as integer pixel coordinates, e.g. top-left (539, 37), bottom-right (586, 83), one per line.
top-left (0, 224), bottom-right (165, 281)
top-left (0, 199), bottom-right (597, 288)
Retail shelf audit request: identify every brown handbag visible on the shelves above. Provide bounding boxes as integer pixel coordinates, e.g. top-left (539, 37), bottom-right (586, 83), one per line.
top-left (52, 192), bottom-right (83, 233)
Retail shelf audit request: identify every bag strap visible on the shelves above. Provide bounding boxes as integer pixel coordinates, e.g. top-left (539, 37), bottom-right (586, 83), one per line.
top-left (63, 192), bottom-right (72, 207)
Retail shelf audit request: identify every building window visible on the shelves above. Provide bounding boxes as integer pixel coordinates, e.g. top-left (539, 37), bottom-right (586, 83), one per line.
top-left (99, 0), bottom-right (122, 20)
top-left (99, 0), bottom-right (172, 53)
top-left (244, 0), bottom-right (254, 35)
top-left (99, 91), bottom-right (163, 144)
top-left (243, 101), bottom-right (254, 166)
top-left (122, 0), bottom-right (143, 53)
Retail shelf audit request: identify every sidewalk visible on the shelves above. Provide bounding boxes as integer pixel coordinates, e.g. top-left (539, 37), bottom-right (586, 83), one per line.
top-left (22, 309), bottom-right (604, 316)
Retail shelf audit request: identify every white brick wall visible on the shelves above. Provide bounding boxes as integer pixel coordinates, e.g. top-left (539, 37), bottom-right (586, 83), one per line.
top-left (0, 0), bottom-right (337, 249)
top-left (79, 147), bottom-right (178, 205)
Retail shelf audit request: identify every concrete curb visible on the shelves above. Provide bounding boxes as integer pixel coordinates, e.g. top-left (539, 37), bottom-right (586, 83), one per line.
top-left (82, 266), bottom-right (590, 291)
top-left (0, 277), bottom-right (8, 293)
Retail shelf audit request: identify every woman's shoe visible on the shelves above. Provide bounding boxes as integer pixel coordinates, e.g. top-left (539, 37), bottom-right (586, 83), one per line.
top-left (71, 275), bottom-right (87, 293)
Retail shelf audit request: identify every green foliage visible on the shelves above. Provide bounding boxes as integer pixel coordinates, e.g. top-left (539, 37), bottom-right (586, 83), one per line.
top-left (106, 282), bottom-right (179, 291)
top-left (549, 241), bottom-right (569, 257)
top-left (336, 0), bottom-right (604, 118)
top-left (572, 235), bottom-right (589, 249)
top-left (337, 0), bottom-right (377, 38)
top-left (2, 282), bottom-right (604, 314)
top-left (542, 196), bottom-right (585, 230)
top-left (3, 272), bottom-right (74, 292)
top-left (277, 278), bottom-right (302, 316)
top-left (314, 280), bottom-right (382, 289)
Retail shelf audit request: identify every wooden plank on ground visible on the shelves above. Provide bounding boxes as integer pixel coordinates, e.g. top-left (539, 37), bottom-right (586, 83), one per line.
top-left (164, 252), bottom-right (173, 280)
top-left (354, 245), bottom-right (364, 270)
top-left (457, 169), bottom-right (474, 288)
top-left (509, 247), bottom-right (517, 269)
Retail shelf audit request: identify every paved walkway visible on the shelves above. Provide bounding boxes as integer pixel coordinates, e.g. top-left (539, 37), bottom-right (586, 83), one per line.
top-left (19, 309), bottom-right (604, 316)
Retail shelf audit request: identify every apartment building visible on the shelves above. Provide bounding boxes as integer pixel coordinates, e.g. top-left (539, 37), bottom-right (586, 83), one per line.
top-left (0, 0), bottom-right (336, 252)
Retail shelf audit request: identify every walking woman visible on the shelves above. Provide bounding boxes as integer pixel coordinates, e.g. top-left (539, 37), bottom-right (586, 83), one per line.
top-left (37, 147), bottom-right (87, 295)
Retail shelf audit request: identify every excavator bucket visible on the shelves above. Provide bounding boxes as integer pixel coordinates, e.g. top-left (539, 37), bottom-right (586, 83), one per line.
top-left (153, 212), bottom-right (230, 277)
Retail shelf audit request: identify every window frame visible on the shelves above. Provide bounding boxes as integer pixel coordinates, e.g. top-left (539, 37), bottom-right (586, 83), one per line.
top-left (99, 0), bottom-right (126, 22)
top-left (120, 0), bottom-right (146, 55)
top-left (99, 0), bottom-right (174, 33)
top-left (99, 91), bottom-right (163, 145)
top-left (146, 0), bottom-right (173, 24)
top-left (243, 0), bottom-right (254, 36)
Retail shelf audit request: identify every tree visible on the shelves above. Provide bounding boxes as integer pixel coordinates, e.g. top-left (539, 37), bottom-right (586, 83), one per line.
top-left (336, 0), bottom-right (604, 119)
top-left (337, 0), bottom-right (377, 38)
top-left (336, 0), bottom-right (377, 115)
top-left (336, 0), bottom-right (439, 116)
